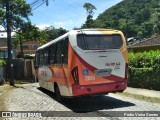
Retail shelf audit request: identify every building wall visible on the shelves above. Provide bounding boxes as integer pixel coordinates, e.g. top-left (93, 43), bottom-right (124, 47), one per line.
top-left (0, 38), bottom-right (7, 46)
top-left (0, 37), bottom-right (16, 59)
top-left (0, 38), bottom-right (15, 46)
top-left (0, 48), bottom-right (16, 58)
top-left (16, 41), bottom-right (40, 56)
top-left (0, 31), bottom-right (16, 46)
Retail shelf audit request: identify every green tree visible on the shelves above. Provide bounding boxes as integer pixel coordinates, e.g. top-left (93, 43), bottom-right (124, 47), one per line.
top-left (0, 60), bottom-right (6, 67)
top-left (153, 7), bottom-right (160, 35)
top-left (0, 49), bottom-right (6, 66)
top-left (94, 0), bottom-right (160, 38)
top-left (82, 3), bottom-right (97, 28)
top-left (0, 0), bottom-right (32, 30)
top-left (13, 22), bottom-right (48, 57)
top-left (44, 26), bottom-right (68, 41)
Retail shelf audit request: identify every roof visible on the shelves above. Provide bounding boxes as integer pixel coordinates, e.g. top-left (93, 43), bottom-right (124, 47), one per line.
top-left (128, 35), bottom-right (160, 48)
top-left (0, 32), bottom-right (16, 38)
top-left (37, 32), bottom-right (69, 51)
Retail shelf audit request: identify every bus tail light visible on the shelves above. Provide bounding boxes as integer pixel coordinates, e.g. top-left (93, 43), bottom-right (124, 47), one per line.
top-left (72, 66), bottom-right (79, 83)
top-left (125, 63), bottom-right (128, 79)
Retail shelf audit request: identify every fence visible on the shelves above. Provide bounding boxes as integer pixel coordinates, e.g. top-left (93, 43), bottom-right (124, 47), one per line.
top-left (4, 58), bottom-right (36, 82)
top-left (0, 67), bottom-right (5, 85)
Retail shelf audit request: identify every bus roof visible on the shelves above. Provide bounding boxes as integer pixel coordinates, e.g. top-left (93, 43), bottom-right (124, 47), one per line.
top-left (37, 32), bottom-right (69, 51)
top-left (37, 29), bottom-right (122, 51)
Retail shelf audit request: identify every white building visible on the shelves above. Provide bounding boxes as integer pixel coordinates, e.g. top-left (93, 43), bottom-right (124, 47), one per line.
top-left (0, 25), bottom-right (16, 58)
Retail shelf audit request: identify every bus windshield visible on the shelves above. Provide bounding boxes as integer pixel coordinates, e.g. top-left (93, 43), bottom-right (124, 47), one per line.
top-left (77, 34), bottom-right (123, 50)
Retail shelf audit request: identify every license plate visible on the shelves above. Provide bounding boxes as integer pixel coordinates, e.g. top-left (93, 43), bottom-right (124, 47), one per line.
top-left (94, 69), bottom-right (112, 77)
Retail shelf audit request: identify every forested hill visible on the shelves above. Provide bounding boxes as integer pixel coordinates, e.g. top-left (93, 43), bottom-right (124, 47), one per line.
top-left (94, 0), bottom-right (160, 38)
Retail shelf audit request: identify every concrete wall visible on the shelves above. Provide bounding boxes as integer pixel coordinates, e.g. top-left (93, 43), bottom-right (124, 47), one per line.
top-left (4, 58), bottom-right (35, 82)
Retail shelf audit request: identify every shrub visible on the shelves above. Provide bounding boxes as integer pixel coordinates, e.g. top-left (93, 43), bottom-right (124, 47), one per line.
top-left (0, 60), bottom-right (6, 67)
top-left (128, 50), bottom-right (160, 91)
top-left (128, 68), bottom-right (160, 90)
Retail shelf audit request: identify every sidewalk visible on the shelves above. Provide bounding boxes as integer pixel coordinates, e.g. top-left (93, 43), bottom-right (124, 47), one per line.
top-left (124, 87), bottom-right (160, 99)
top-left (0, 84), bottom-right (12, 96)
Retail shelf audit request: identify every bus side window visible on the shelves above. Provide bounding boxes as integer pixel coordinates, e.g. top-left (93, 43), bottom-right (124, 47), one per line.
top-left (39, 50), bottom-right (44, 66)
top-left (62, 37), bottom-right (68, 65)
top-left (49, 44), bottom-right (56, 65)
top-left (44, 48), bottom-right (49, 65)
top-left (56, 41), bottom-right (62, 65)
top-left (48, 47), bottom-right (50, 64)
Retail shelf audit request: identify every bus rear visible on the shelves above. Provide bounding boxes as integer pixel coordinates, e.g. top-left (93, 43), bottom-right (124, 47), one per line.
top-left (68, 29), bottom-right (128, 96)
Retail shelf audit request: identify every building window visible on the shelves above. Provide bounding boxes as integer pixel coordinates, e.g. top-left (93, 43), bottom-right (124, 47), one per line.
top-left (33, 45), bottom-right (39, 49)
top-left (23, 45), bottom-right (29, 49)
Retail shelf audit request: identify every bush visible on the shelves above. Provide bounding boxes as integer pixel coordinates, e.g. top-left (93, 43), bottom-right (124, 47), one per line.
top-left (0, 60), bottom-right (6, 67)
top-left (128, 50), bottom-right (160, 91)
top-left (0, 60), bottom-right (6, 85)
top-left (128, 68), bottom-right (160, 90)
top-left (129, 50), bottom-right (160, 68)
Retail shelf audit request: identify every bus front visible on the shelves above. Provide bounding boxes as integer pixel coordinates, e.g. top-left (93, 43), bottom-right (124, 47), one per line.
top-left (69, 29), bottom-right (128, 96)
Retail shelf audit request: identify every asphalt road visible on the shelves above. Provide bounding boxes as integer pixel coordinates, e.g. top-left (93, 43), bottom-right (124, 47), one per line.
top-left (0, 83), bottom-right (160, 120)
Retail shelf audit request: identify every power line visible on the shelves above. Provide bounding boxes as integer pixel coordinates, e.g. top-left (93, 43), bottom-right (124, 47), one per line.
top-left (31, 1), bottom-right (45, 11)
top-left (28, 0), bottom-right (86, 29)
top-left (26, 0), bottom-right (45, 11)
top-left (30, 0), bottom-right (39, 6)
top-left (30, 0), bottom-right (43, 8)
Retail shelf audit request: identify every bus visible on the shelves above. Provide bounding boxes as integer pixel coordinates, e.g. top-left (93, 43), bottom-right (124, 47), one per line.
top-left (34, 29), bottom-right (128, 101)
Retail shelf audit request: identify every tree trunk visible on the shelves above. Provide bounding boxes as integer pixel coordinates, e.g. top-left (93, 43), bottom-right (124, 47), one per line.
top-left (19, 34), bottom-right (24, 58)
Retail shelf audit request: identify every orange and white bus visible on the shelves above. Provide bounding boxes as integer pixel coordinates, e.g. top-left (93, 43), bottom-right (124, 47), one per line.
top-left (34, 29), bottom-right (128, 101)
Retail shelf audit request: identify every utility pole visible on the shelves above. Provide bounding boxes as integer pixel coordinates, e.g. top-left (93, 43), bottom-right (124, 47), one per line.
top-left (6, 0), bottom-right (14, 86)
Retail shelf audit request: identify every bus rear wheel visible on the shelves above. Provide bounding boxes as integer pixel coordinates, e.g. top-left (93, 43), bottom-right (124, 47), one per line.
top-left (55, 84), bottom-right (63, 102)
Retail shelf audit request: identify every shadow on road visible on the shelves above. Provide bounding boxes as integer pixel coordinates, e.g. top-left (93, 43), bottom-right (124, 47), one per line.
top-left (38, 87), bottom-right (135, 113)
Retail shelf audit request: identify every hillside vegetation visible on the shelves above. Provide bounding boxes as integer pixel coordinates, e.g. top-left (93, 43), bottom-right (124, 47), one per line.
top-left (94, 0), bottom-right (160, 38)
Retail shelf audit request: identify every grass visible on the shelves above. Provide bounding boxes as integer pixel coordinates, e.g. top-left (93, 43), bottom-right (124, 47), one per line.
top-left (14, 80), bottom-right (31, 84)
top-left (0, 83), bottom-right (14, 99)
top-left (0, 80), bottom-right (32, 95)
top-left (118, 92), bottom-right (160, 103)
top-left (0, 83), bottom-right (14, 111)
top-left (4, 80), bottom-right (33, 85)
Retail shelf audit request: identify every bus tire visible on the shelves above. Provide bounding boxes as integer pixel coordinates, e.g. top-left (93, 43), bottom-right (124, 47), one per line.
top-left (55, 84), bottom-right (63, 102)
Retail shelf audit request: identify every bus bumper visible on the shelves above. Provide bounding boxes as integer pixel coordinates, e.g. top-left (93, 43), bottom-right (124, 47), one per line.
top-left (72, 81), bottom-right (127, 96)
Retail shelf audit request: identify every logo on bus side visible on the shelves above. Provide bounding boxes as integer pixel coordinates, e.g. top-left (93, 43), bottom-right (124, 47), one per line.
top-left (83, 69), bottom-right (89, 75)
top-left (105, 62), bottom-right (121, 66)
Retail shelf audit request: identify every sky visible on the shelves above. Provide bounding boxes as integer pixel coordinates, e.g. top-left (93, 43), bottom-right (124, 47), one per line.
top-left (26, 0), bottom-right (123, 30)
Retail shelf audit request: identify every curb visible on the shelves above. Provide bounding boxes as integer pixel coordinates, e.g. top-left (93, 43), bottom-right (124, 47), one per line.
top-left (124, 87), bottom-right (160, 99)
